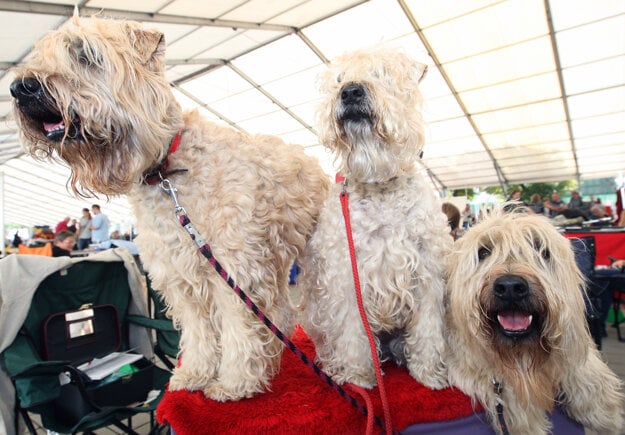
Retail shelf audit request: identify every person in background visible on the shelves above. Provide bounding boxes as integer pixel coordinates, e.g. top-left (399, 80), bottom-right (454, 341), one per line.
top-left (568, 191), bottom-right (584, 209)
top-left (461, 203), bottom-right (475, 229)
top-left (588, 204), bottom-right (613, 226)
top-left (506, 189), bottom-right (522, 202)
top-left (611, 259), bottom-right (625, 270)
top-left (77, 207), bottom-right (92, 250)
top-left (55, 216), bottom-right (70, 235)
top-left (89, 204), bottom-right (110, 243)
top-left (68, 218), bottom-right (77, 234)
top-left (503, 189), bottom-right (526, 212)
top-left (442, 202), bottom-right (463, 240)
top-left (11, 232), bottom-right (22, 248)
top-left (52, 230), bottom-right (75, 257)
top-left (544, 192), bottom-right (568, 218)
top-left (527, 193), bottom-right (544, 215)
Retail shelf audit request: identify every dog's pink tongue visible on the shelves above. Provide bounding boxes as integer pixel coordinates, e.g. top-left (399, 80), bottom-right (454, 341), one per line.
top-left (497, 312), bottom-right (532, 331)
top-left (43, 120), bottom-right (64, 132)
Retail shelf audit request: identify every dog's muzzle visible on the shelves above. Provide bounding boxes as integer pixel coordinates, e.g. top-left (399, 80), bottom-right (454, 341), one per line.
top-left (338, 83), bottom-right (371, 123)
top-left (491, 274), bottom-right (536, 339)
top-left (10, 77), bottom-right (81, 142)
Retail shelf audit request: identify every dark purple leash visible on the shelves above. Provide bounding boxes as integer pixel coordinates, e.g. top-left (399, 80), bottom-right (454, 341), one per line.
top-left (159, 178), bottom-right (388, 432)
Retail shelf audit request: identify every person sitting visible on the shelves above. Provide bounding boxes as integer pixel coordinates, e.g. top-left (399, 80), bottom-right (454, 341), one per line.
top-left (587, 204), bottom-right (613, 226)
top-left (568, 191), bottom-right (584, 209)
top-left (52, 230), bottom-right (76, 257)
top-left (527, 193), bottom-right (544, 215)
top-left (503, 189), bottom-right (527, 213)
top-left (544, 192), bottom-right (568, 218)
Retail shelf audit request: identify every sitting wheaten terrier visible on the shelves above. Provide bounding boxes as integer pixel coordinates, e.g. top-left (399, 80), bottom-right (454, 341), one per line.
top-left (446, 209), bottom-right (623, 434)
top-left (10, 16), bottom-right (330, 401)
top-left (298, 48), bottom-right (452, 389)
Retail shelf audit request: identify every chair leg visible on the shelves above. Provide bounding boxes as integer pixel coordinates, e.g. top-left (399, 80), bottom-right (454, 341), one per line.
top-left (613, 296), bottom-right (625, 342)
top-left (17, 408), bottom-right (37, 435)
top-left (111, 418), bottom-right (140, 435)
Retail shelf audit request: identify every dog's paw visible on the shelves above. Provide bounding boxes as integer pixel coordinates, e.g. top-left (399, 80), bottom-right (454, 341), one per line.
top-left (331, 369), bottom-right (377, 389)
top-left (168, 368), bottom-right (212, 392)
top-left (408, 363), bottom-right (448, 390)
top-left (417, 373), bottom-right (449, 390)
top-left (202, 381), bottom-right (261, 402)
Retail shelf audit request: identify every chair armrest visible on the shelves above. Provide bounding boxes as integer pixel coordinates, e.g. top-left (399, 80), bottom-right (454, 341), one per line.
top-left (127, 315), bottom-right (177, 332)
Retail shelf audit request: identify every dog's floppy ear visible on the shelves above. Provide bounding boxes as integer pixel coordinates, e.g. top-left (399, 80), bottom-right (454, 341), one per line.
top-left (416, 63), bottom-right (428, 83)
top-left (125, 24), bottom-right (165, 64)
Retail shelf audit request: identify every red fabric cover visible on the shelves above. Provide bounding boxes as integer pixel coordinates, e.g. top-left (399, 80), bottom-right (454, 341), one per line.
top-left (564, 231), bottom-right (625, 266)
top-left (157, 327), bottom-right (480, 434)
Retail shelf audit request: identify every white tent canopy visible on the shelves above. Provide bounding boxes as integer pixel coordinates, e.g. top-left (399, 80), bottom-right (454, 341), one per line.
top-left (0, 0), bottom-right (624, 229)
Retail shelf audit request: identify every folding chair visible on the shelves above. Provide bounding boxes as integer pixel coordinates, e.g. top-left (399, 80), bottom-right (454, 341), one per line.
top-left (128, 279), bottom-right (180, 371)
top-left (17, 243), bottom-right (52, 256)
top-left (570, 236), bottom-right (604, 349)
top-left (0, 249), bottom-right (170, 435)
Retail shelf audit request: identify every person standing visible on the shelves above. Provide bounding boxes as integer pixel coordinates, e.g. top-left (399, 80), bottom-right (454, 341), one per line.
top-left (89, 204), bottom-right (110, 243)
top-left (77, 207), bottom-right (93, 250)
top-left (55, 216), bottom-right (70, 235)
top-left (461, 203), bottom-right (475, 229)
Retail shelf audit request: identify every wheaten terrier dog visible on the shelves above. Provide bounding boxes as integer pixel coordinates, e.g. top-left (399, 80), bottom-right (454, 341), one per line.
top-left (10, 16), bottom-right (330, 401)
top-left (446, 209), bottom-right (624, 434)
top-left (298, 48), bottom-right (452, 389)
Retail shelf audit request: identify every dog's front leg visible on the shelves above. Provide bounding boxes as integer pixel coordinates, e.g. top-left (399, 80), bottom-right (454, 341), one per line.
top-left (404, 281), bottom-right (448, 389)
top-left (313, 304), bottom-right (378, 388)
top-left (560, 349), bottom-right (624, 434)
top-left (168, 304), bottom-right (219, 393)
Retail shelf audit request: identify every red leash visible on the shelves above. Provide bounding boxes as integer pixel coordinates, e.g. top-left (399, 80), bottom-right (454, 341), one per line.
top-left (340, 182), bottom-right (394, 435)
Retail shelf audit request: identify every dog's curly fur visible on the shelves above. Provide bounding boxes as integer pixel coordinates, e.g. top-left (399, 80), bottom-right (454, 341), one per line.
top-left (298, 48), bottom-right (451, 389)
top-left (11, 16), bottom-right (331, 401)
top-left (446, 210), bottom-right (624, 434)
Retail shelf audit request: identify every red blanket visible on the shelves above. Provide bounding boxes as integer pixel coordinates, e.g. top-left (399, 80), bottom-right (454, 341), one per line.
top-left (157, 327), bottom-right (479, 434)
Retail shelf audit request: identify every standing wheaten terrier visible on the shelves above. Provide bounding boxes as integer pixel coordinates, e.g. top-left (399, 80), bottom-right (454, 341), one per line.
top-left (446, 209), bottom-right (623, 434)
top-left (298, 48), bottom-right (452, 389)
top-left (10, 15), bottom-right (330, 401)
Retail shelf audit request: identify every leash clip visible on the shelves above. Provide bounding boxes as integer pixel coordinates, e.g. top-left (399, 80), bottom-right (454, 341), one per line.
top-left (160, 178), bottom-right (186, 216)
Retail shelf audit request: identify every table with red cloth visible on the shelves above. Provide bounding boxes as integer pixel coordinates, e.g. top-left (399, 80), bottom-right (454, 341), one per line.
top-left (563, 229), bottom-right (625, 266)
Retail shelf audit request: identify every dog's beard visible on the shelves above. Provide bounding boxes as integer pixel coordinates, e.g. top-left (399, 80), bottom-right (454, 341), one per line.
top-left (477, 277), bottom-right (556, 409)
top-left (337, 118), bottom-right (400, 183)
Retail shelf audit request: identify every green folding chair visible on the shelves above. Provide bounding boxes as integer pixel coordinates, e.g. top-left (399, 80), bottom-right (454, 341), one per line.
top-left (0, 249), bottom-right (170, 435)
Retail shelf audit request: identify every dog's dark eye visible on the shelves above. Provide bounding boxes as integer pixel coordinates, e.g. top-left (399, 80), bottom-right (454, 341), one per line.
top-left (478, 247), bottom-right (491, 261)
top-left (532, 240), bottom-right (550, 261)
top-left (336, 73), bottom-right (344, 84)
top-left (77, 48), bottom-right (91, 66)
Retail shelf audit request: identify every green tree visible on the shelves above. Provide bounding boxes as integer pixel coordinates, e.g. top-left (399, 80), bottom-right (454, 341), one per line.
top-left (451, 188), bottom-right (475, 199)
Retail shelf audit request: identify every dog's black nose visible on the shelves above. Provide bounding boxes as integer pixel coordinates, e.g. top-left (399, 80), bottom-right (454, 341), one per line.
top-left (493, 275), bottom-right (529, 301)
top-left (341, 84), bottom-right (365, 105)
top-left (10, 77), bottom-right (41, 99)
